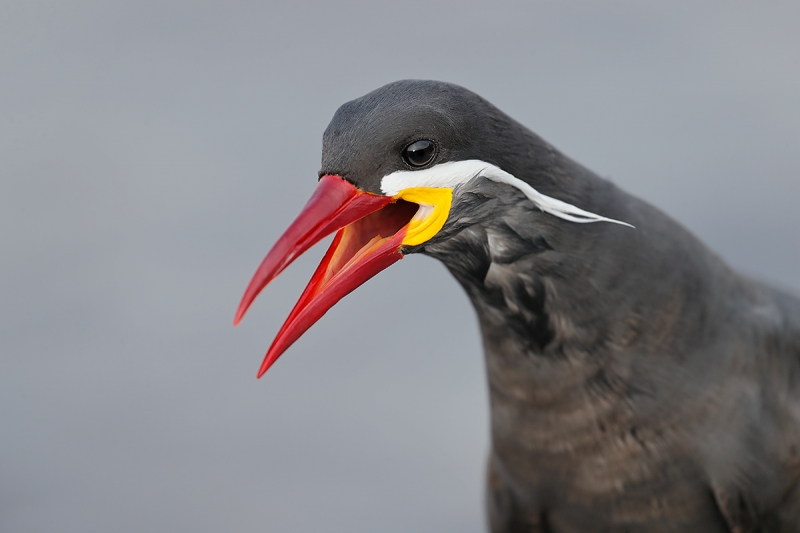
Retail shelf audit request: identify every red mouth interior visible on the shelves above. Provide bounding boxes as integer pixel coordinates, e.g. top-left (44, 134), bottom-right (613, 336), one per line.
top-left (323, 199), bottom-right (419, 282)
top-left (253, 197), bottom-right (421, 377)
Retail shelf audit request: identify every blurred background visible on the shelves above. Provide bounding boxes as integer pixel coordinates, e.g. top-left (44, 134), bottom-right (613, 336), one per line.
top-left (2, 1), bottom-right (799, 531)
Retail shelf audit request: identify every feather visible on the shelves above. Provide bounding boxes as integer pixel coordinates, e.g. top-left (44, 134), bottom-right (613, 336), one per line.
top-left (381, 160), bottom-right (634, 228)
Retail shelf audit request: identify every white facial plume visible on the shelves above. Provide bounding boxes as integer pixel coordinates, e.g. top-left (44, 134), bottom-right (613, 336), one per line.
top-left (381, 159), bottom-right (634, 228)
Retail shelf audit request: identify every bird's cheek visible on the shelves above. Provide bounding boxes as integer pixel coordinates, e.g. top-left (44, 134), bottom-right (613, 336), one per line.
top-left (394, 187), bottom-right (453, 246)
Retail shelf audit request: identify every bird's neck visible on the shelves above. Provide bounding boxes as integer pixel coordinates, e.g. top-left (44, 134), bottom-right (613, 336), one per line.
top-left (422, 178), bottom-right (741, 460)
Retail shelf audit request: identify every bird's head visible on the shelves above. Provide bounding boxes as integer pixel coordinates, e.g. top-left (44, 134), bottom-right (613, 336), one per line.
top-left (235, 80), bottom-right (631, 377)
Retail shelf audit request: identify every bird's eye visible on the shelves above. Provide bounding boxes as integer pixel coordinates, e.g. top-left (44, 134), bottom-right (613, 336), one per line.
top-left (403, 139), bottom-right (436, 167)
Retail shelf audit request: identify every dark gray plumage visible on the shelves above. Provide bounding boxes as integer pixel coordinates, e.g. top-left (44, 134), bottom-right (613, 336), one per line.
top-left (323, 80), bottom-right (800, 532)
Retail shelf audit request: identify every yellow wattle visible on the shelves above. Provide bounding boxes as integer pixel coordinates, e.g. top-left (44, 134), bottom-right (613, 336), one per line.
top-left (394, 187), bottom-right (453, 247)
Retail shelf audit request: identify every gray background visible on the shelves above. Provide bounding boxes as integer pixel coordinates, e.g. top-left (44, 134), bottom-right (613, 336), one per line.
top-left (2, 1), bottom-right (799, 532)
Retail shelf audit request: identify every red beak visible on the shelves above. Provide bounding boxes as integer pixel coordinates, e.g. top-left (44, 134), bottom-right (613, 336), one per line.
top-left (235, 175), bottom-right (418, 377)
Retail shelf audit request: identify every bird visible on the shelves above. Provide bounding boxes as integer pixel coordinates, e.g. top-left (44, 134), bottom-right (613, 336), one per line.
top-left (234, 80), bottom-right (800, 532)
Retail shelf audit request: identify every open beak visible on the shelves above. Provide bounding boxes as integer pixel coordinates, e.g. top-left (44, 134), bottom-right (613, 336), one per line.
top-left (235, 175), bottom-right (420, 377)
